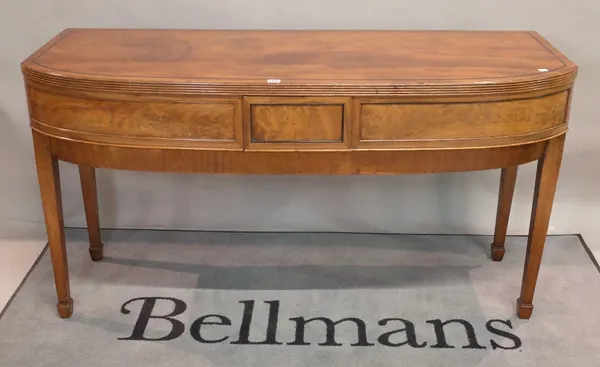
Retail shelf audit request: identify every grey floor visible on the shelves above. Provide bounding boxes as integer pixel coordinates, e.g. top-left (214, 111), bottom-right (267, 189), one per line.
top-left (1, 229), bottom-right (599, 366)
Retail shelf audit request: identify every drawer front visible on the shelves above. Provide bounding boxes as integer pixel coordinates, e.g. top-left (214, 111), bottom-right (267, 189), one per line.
top-left (356, 92), bottom-right (569, 148)
top-left (28, 87), bottom-right (242, 147)
top-left (244, 97), bottom-right (350, 150)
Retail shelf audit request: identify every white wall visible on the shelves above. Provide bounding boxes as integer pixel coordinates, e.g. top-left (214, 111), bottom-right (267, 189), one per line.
top-left (1, 1), bottom-right (598, 240)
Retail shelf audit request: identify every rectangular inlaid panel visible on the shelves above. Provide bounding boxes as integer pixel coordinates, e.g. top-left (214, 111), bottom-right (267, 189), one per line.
top-left (28, 87), bottom-right (240, 142)
top-left (244, 97), bottom-right (351, 150)
top-left (358, 92), bottom-right (568, 145)
top-left (251, 104), bottom-right (343, 143)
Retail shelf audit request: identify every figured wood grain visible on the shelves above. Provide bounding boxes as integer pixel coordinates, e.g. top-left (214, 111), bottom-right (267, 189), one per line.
top-left (244, 97), bottom-right (351, 150)
top-left (21, 29), bottom-right (578, 97)
top-left (28, 87), bottom-right (240, 144)
top-left (252, 104), bottom-right (343, 143)
top-left (358, 92), bottom-right (568, 144)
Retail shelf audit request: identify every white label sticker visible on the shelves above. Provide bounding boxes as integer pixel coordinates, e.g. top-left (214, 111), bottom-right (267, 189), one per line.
top-left (538, 68), bottom-right (549, 72)
top-left (267, 79), bottom-right (281, 84)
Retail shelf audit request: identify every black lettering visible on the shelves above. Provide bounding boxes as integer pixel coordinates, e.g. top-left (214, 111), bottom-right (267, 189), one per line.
top-left (426, 319), bottom-right (486, 349)
top-left (288, 317), bottom-right (375, 347)
top-left (486, 319), bottom-right (522, 350)
top-left (231, 300), bottom-right (282, 345)
top-left (378, 318), bottom-right (427, 348)
top-left (119, 297), bottom-right (186, 341)
top-left (190, 314), bottom-right (232, 343)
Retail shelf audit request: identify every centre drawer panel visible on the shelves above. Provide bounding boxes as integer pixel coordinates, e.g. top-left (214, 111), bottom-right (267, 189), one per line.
top-left (244, 97), bottom-right (351, 150)
top-left (252, 104), bottom-right (343, 143)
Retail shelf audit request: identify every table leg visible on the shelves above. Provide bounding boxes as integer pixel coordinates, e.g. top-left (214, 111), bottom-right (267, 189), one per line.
top-left (491, 165), bottom-right (518, 261)
top-left (517, 134), bottom-right (565, 319)
top-left (32, 131), bottom-right (73, 318)
top-left (79, 165), bottom-right (103, 261)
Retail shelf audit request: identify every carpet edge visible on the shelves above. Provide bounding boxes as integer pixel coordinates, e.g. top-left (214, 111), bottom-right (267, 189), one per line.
top-left (576, 233), bottom-right (600, 274)
top-left (0, 244), bottom-right (48, 322)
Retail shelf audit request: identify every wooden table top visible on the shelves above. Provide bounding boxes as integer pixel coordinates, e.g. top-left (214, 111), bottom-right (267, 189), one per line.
top-left (22, 29), bottom-right (577, 96)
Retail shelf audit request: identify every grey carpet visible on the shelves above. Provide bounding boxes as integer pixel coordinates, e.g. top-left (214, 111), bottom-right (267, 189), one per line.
top-left (1, 230), bottom-right (599, 366)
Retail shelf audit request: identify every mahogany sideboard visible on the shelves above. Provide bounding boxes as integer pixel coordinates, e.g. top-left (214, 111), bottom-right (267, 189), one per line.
top-left (21, 29), bottom-right (578, 319)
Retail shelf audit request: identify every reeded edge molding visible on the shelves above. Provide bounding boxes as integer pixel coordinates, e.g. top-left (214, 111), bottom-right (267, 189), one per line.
top-left (353, 127), bottom-right (568, 150)
top-left (30, 123), bottom-right (244, 151)
top-left (21, 65), bottom-right (577, 97)
top-left (25, 78), bottom-right (574, 106)
top-left (31, 123), bottom-right (567, 152)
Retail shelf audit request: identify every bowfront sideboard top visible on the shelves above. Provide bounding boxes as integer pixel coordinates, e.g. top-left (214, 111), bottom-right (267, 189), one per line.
top-left (22, 29), bottom-right (577, 319)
